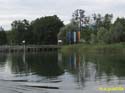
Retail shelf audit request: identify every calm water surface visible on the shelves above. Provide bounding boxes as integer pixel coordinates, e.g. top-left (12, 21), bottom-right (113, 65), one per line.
top-left (0, 51), bottom-right (125, 93)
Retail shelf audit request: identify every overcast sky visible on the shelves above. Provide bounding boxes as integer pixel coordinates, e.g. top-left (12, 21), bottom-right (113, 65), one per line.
top-left (0, 0), bottom-right (125, 30)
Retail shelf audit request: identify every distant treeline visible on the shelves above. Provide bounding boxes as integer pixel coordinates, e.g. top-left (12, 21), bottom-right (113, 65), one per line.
top-left (0, 9), bottom-right (125, 45)
top-left (58, 9), bottom-right (125, 44)
top-left (1, 15), bottom-right (64, 45)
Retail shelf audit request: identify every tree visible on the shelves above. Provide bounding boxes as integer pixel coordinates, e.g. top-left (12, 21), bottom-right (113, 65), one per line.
top-left (0, 27), bottom-right (7, 45)
top-left (93, 14), bottom-right (103, 30)
top-left (109, 22), bottom-right (124, 43)
top-left (114, 17), bottom-right (125, 41)
top-left (11, 19), bottom-right (32, 44)
top-left (80, 27), bottom-right (93, 43)
top-left (103, 14), bottom-right (113, 30)
top-left (90, 33), bottom-right (97, 44)
top-left (6, 30), bottom-right (16, 45)
top-left (97, 27), bottom-right (108, 43)
top-left (58, 21), bottom-right (78, 44)
top-left (92, 14), bottom-right (113, 31)
top-left (72, 9), bottom-right (85, 31)
top-left (114, 17), bottom-right (125, 28)
top-left (31, 15), bottom-right (64, 44)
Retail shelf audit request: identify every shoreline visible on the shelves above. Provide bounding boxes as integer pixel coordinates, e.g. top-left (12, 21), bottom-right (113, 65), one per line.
top-left (60, 43), bottom-right (125, 54)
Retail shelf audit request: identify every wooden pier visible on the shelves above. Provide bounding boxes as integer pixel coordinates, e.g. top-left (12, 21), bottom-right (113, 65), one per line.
top-left (0, 45), bottom-right (61, 52)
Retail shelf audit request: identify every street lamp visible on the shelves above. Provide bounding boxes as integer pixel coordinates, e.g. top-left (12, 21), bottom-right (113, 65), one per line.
top-left (22, 40), bottom-right (25, 52)
top-left (22, 40), bottom-right (25, 44)
top-left (22, 40), bottom-right (26, 63)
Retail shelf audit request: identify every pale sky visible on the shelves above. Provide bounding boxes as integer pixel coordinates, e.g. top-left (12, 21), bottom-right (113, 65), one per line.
top-left (0, 0), bottom-right (125, 30)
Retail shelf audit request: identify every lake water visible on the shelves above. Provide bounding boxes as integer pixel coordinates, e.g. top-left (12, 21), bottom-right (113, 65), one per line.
top-left (0, 51), bottom-right (125, 93)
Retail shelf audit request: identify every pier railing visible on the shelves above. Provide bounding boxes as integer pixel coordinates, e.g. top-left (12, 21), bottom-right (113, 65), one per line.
top-left (0, 45), bottom-right (61, 52)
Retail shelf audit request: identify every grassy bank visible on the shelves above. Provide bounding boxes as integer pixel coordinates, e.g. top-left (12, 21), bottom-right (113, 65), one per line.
top-left (60, 43), bottom-right (125, 54)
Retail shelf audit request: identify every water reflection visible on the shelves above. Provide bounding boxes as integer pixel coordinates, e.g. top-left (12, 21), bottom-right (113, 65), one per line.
top-left (0, 51), bottom-right (125, 90)
top-left (63, 52), bottom-right (125, 87)
top-left (0, 53), bottom-right (7, 67)
top-left (0, 52), bottom-right (65, 82)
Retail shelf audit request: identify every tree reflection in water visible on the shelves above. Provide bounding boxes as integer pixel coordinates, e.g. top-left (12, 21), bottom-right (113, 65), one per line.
top-left (0, 51), bottom-right (125, 88)
top-left (6, 52), bottom-right (64, 78)
top-left (63, 52), bottom-right (125, 87)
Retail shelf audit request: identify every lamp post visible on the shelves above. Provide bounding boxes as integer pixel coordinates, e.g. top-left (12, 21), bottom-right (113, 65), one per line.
top-left (22, 40), bottom-right (26, 63)
top-left (22, 40), bottom-right (25, 52)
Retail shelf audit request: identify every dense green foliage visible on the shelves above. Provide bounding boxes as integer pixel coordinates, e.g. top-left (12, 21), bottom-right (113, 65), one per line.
top-left (58, 21), bottom-right (78, 44)
top-left (7, 15), bottom-right (64, 45)
top-left (31, 15), bottom-right (64, 44)
top-left (1, 10), bottom-right (125, 45)
top-left (0, 27), bottom-right (7, 45)
top-left (59, 10), bottom-right (125, 44)
top-left (10, 19), bottom-right (32, 44)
